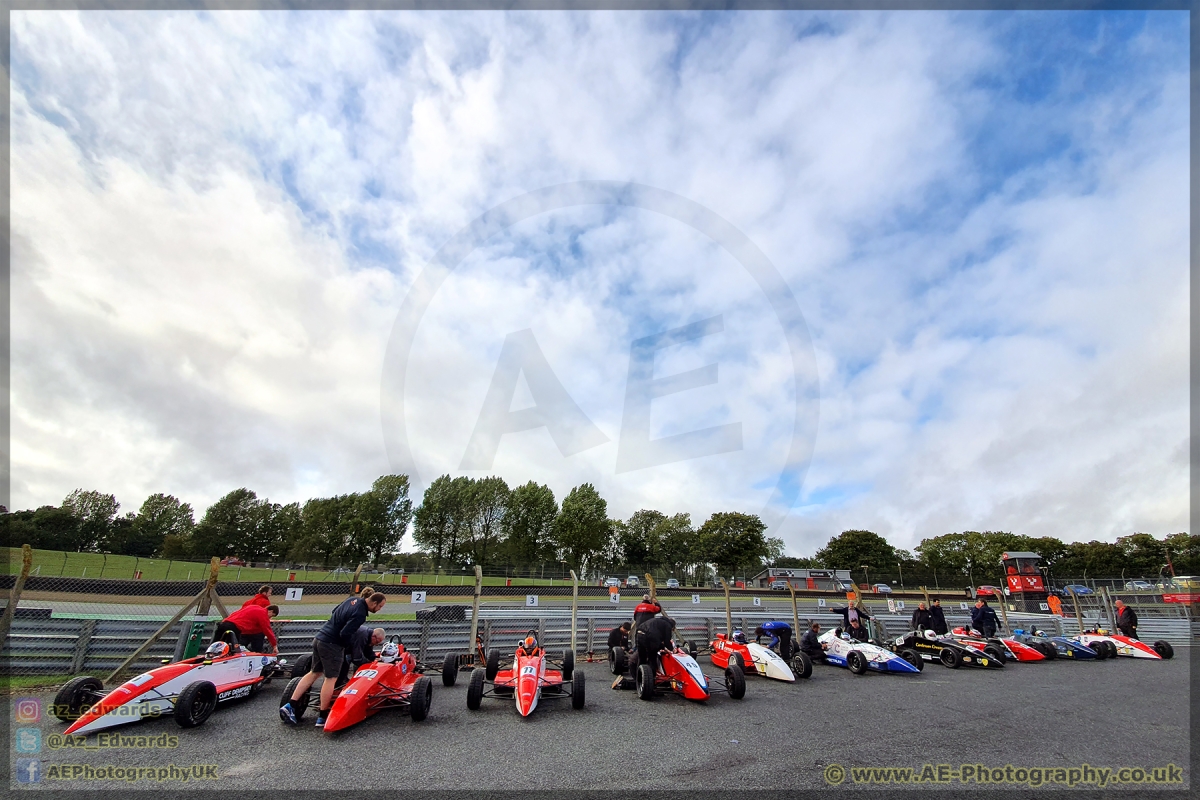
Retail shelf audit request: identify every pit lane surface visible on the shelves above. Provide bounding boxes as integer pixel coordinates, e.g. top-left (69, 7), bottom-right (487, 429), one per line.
top-left (11, 650), bottom-right (1190, 791)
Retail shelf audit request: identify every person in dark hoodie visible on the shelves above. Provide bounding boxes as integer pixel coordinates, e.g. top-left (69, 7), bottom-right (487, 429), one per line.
top-left (798, 622), bottom-right (825, 661)
top-left (280, 591), bottom-right (387, 728)
top-left (1114, 600), bottom-right (1139, 639)
top-left (929, 598), bottom-right (949, 635)
top-left (910, 602), bottom-right (933, 632)
top-left (971, 599), bottom-right (1000, 638)
top-left (607, 621), bottom-right (631, 651)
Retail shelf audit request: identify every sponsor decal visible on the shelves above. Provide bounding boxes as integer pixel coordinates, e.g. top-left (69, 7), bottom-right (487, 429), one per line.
top-left (128, 673), bottom-right (155, 687)
top-left (400, 663), bottom-right (408, 675)
top-left (355, 669), bottom-right (378, 679)
top-left (217, 685), bottom-right (253, 701)
top-left (343, 689), bottom-right (358, 696)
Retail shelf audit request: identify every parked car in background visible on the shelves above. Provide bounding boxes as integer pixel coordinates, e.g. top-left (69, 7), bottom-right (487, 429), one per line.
top-left (603, 577), bottom-right (621, 588)
top-left (625, 576), bottom-right (641, 588)
top-left (665, 578), bottom-right (680, 589)
top-left (219, 557), bottom-right (246, 567)
top-left (1124, 580), bottom-right (1154, 591)
top-left (386, 568), bottom-right (405, 575)
top-left (975, 585), bottom-right (1002, 597)
top-left (872, 583), bottom-right (893, 594)
top-left (770, 580), bottom-right (790, 590)
top-left (1061, 584), bottom-right (1093, 595)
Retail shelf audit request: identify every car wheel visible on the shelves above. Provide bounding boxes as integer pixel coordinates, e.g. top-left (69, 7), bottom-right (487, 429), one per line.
top-left (1090, 641), bottom-right (1108, 660)
top-left (280, 676), bottom-right (310, 720)
top-left (1153, 641), bottom-right (1174, 660)
top-left (53, 676), bottom-right (103, 721)
top-left (636, 663), bottom-right (656, 701)
top-left (485, 649), bottom-right (501, 681)
top-left (900, 649), bottom-right (923, 671)
top-left (791, 651), bottom-right (813, 679)
top-left (466, 667), bottom-right (485, 710)
top-left (1102, 641), bottom-right (1118, 659)
top-left (939, 647), bottom-right (961, 669)
top-left (609, 646), bottom-right (627, 676)
top-left (291, 654), bottom-right (312, 678)
top-left (441, 653), bottom-right (459, 687)
top-left (847, 650), bottom-right (868, 675)
top-left (725, 664), bottom-right (746, 699)
top-left (686, 640), bottom-right (698, 658)
top-left (562, 650), bottom-right (575, 681)
top-left (174, 681), bottom-right (218, 728)
top-left (408, 676), bottom-right (432, 722)
top-left (983, 645), bottom-right (1006, 664)
top-left (571, 670), bottom-right (586, 710)
top-left (729, 652), bottom-right (745, 670)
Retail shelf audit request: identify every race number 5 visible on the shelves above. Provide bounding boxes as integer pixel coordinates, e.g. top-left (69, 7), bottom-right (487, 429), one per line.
top-left (411, 591), bottom-right (427, 604)
top-left (526, 595), bottom-right (539, 607)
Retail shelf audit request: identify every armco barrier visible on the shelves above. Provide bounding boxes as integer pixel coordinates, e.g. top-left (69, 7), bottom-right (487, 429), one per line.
top-left (3, 610), bottom-right (1194, 679)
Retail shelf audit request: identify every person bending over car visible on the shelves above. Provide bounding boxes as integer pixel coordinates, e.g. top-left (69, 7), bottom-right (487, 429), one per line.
top-left (910, 602), bottom-right (932, 632)
top-left (1115, 600), bottom-right (1138, 639)
top-left (929, 598), bottom-right (949, 635)
top-left (242, 584), bottom-right (273, 609)
top-left (280, 592), bottom-right (387, 728)
top-left (799, 622), bottom-right (825, 661)
top-left (635, 616), bottom-right (676, 676)
top-left (627, 596), bottom-right (667, 675)
top-left (607, 622), bottom-right (631, 651)
top-left (971, 599), bottom-right (1000, 638)
top-left (348, 627), bottom-right (386, 672)
top-left (213, 604), bottom-right (279, 653)
top-left (755, 621), bottom-right (794, 658)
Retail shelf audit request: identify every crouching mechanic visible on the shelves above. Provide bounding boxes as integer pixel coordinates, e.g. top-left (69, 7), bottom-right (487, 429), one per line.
top-left (280, 592), bottom-right (387, 728)
top-left (607, 621), bottom-right (631, 651)
top-left (213, 604), bottom-right (279, 653)
top-left (799, 622), bottom-right (825, 661)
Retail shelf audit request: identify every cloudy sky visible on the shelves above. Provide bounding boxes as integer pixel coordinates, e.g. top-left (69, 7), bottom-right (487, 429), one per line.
top-left (10, 10), bottom-right (1188, 554)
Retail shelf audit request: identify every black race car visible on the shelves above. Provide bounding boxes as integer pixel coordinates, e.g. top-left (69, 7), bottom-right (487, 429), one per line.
top-left (890, 630), bottom-right (1005, 669)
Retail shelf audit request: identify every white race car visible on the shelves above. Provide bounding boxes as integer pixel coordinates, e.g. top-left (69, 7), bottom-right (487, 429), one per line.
top-left (817, 630), bottom-right (922, 675)
top-left (709, 633), bottom-right (799, 682)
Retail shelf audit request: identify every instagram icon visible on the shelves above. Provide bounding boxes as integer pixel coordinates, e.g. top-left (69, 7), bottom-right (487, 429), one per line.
top-left (14, 698), bottom-right (40, 723)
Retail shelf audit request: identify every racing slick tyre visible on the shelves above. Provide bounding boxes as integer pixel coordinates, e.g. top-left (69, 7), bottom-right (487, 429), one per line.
top-left (1036, 642), bottom-right (1057, 660)
top-left (466, 668), bottom-right (485, 710)
top-left (562, 650), bottom-right (575, 681)
top-left (728, 652), bottom-right (745, 670)
top-left (1092, 642), bottom-right (1109, 660)
top-left (409, 676), bottom-right (432, 722)
top-left (847, 650), bottom-right (868, 675)
top-left (441, 653), bottom-right (459, 686)
top-left (571, 670), bottom-right (586, 709)
top-left (1105, 641), bottom-right (1121, 659)
top-left (291, 654), bottom-right (312, 678)
top-left (900, 649), bottom-right (923, 671)
top-left (939, 647), bottom-right (961, 669)
top-left (281, 676), bottom-right (310, 720)
top-left (983, 645), bottom-right (1006, 665)
top-left (686, 640), bottom-right (698, 658)
top-left (174, 681), bottom-right (218, 728)
top-left (53, 676), bottom-right (103, 721)
top-left (636, 663), bottom-right (656, 701)
top-left (790, 651), bottom-right (813, 679)
top-left (725, 664), bottom-right (746, 699)
top-left (1153, 641), bottom-right (1174, 659)
top-left (486, 649), bottom-right (501, 681)
top-left (609, 646), bottom-right (627, 675)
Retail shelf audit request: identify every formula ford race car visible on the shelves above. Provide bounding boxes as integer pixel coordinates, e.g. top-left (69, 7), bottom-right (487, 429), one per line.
top-left (816, 629), bottom-right (922, 675)
top-left (307, 638), bottom-right (432, 733)
top-left (1074, 629), bottom-right (1175, 660)
top-left (56, 641), bottom-right (285, 734)
top-left (633, 638), bottom-right (747, 701)
top-left (466, 632), bottom-right (584, 716)
top-left (1009, 628), bottom-right (1100, 660)
top-left (947, 627), bottom-right (1045, 663)
top-left (709, 629), bottom-right (810, 681)
top-left (891, 630), bottom-right (1004, 669)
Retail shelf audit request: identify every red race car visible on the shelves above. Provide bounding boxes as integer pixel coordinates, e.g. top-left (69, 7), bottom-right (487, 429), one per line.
top-left (635, 639), bottom-right (746, 702)
top-left (318, 638), bottom-right (432, 733)
top-left (55, 641), bottom-right (284, 734)
top-left (466, 632), bottom-right (583, 716)
top-left (949, 627), bottom-right (1046, 663)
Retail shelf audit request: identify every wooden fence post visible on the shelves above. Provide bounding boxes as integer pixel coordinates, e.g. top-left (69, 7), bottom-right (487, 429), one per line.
top-left (0, 544), bottom-right (33, 644)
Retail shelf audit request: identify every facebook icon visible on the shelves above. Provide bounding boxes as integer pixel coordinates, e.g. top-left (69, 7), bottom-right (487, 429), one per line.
top-left (15, 758), bottom-right (41, 783)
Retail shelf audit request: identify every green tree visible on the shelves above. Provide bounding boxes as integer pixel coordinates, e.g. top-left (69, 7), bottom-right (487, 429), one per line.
top-left (124, 493), bottom-right (194, 557)
top-left (413, 476), bottom-right (472, 570)
top-left (618, 509), bottom-right (667, 569)
top-left (552, 483), bottom-right (611, 575)
top-left (191, 489), bottom-right (259, 559)
top-left (502, 482), bottom-right (558, 567)
top-left (61, 489), bottom-right (119, 551)
top-left (462, 476), bottom-right (510, 566)
top-left (815, 529), bottom-right (899, 573)
top-left (697, 512), bottom-right (769, 577)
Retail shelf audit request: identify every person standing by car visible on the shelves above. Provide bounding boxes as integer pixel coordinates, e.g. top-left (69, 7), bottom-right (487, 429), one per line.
top-left (213, 604), bottom-right (279, 653)
top-left (799, 622), bottom-right (825, 661)
top-left (971, 599), bottom-right (1000, 638)
top-left (1115, 600), bottom-right (1139, 639)
top-left (280, 592), bottom-right (387, 728)
top-left (634, 616), bottom-right (676, 676)
top-left (242, 584), bottom-right (273, 609)
top-left (929, 598), bottom-right (949, 635)
top-left (910, 602), bottom-right (933, 632)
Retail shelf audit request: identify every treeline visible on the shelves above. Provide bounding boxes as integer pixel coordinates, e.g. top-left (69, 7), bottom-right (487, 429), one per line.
top-left (1, 478), bottom-right (1194, 582)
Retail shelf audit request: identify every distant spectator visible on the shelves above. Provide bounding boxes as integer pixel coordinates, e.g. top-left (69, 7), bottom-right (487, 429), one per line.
top-left (929, 598), bottom-right (949, 635)
top-left (242, 585), bottom-right (273, 609)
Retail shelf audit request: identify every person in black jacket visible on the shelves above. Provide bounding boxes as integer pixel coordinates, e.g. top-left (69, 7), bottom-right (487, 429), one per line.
top-left (280, 592), bottom-right (387, 727)
top-left (929, 598), bottom-right (949, 635)
top-left (846, 618), bottom-right (870, 642)
top-left (910, 602), bottom-right (933, 632)
top-left (634, 616), bottom-right (676, 676)
top-left (607, 622), bottom-right (631, 650)
top-left (1115, 600), bottom-right (1138, 639)
top-left (798, 622), bottom-right (825, 661)
top-left (971, 599), bottom-right (1000, 638)
top-left (346, 627), bottom-right (386, 675)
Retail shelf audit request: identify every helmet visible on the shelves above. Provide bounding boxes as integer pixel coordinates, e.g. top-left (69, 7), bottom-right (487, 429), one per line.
top-left (522, 636), bottom-right (537, 653)
top-left (732, 630), bottom-right (747, 644)
top-left (378, 642), bottom-right (400, 663)
top-left (205, 641), bottom-right (230, 659)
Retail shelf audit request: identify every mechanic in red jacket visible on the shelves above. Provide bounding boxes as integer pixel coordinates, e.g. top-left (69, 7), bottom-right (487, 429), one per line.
top-left (242, 585), bottom-right (273, 609)
top-left (214, 604), bottom-right (279, 653)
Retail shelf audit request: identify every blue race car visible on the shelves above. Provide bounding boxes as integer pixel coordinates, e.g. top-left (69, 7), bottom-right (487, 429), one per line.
top-left (1010, 628), bottom-right (1102, 660)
